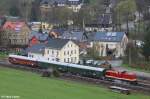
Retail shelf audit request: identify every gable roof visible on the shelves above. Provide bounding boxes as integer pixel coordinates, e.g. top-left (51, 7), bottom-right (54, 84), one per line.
top-left (3, 21), bottom-right (26, 32)
top-left (40, 0), bottom-right (67, 5)
top-left (67, 0), bottom-right (82, 5)
top-left (93, 32), bottom-right (126, 42)
top-left (27, 43), bottom-right (46, 54)
top-left (61, 31), bottom-right (87, 41)
top-left (40, 0), bottom-right (82, 5)
top-left (30, 31), bottom-right (49, 41)
top-left (98, 14), bottom-right (112, 25)
top-left (46, 38), bottom-right (71, 49)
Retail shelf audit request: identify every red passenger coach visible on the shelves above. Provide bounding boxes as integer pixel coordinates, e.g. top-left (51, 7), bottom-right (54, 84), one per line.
top-left (9, 55), bottom-right (38, 68)
top-left (105, 70), bottom-right (137, 83)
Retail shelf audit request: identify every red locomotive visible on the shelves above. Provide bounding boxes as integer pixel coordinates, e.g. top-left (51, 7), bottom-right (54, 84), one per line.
top-left (105, 70), bottom-right (137, 84)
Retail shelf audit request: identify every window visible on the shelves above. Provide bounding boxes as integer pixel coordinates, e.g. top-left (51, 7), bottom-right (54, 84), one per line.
top-left (47, 50), bottom-right (49, 54)
top-left (71, 50), bottom-right (73, 54)
top-left (64, 58), bottom-right (66, 62)
top-left (64, 51), bottom-right (66, 55)
top-left (74, 57), bottom-right (76, 62)
top-left (74, 50), bottom-right (76, 54)
top-left (57, 51), bottom-right (59, 56)
top-left (71, 57), bottom-right (73, 63)
top-left (67, 51), bottom-right (69, 55)
top-left (52, 50), bottom-right (54, 55)
top-left (68, 58), bottom-right (70, 62)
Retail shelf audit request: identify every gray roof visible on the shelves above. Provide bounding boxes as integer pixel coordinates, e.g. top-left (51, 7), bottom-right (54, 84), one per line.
top-left (46, 38), bottom-right (70, 49)
top-left (30, 31), bottom-right (49, 41)
top-left (40, 0), bottom-right (82, 5)
top-left (61, 31), bottom-right (87, 41)
top-left (93, 32), bottom-right (125, 42)
top-left (27, 43), bottom-right (46, 53)
top-left (98, 14), bottom-right (112, 25)
top-left (40, 0), bottom-right (67, 5)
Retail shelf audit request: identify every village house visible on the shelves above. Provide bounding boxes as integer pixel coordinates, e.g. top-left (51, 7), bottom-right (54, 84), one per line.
top-left (29, 31), bottom-right (49, 47)
top-left (29, 22), bottom-right (53, 32)
top-left (40, 0), bottom-right (83, 12)
top-left (0, 21), bottom-right (31, 47)
top-left (28, 38), bottom-right (79, 63)
top-left (67, 0), bottom-right (83, 12)
top-left (85, 14), bottom-right (112, 32)
top-left (91, 32), bottom-right (128, 58)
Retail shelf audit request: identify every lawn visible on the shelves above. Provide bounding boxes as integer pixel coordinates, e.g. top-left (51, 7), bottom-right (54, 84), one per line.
top-left (0, 52), bottom-right (8, 59)
top-left (0, 67), bottom-right (149, 99)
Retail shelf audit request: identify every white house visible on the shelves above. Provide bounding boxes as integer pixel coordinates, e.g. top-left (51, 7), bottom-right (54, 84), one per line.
top-left (40, 0), bottom-right (83, 12)
top-left (44, 39), bottom-right (79, 63)
top-left (91, 32), bottom-right (128, 58)
top-left (67, 0), bottom-right (83, 12)
top-left (27, 39), bottom-right (79, 64)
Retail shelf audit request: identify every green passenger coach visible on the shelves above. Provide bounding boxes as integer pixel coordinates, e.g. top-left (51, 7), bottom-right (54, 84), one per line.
top-left (38, 59), bottom-right (106, 79)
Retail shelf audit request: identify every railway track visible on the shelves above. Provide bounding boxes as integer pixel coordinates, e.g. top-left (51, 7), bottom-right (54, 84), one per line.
top-left (0, 61), bottom-right (150, 94)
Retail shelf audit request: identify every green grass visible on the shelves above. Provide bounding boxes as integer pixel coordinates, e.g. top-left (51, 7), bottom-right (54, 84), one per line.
top-left (0, 52), bottom-right (8, 59)
top-left (0, 67), bottom-right (149, 99)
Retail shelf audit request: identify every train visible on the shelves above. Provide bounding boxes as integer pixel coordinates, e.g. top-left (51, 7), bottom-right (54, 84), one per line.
top-left (8, 55), bottom-right (137, 84)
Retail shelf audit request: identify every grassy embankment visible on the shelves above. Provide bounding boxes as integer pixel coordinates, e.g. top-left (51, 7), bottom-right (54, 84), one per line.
top-left (0, 67), bottom-right (149, 99)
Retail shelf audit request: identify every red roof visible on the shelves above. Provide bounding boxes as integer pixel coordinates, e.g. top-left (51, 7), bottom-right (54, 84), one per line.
top-left (3, 21), bottom-right (25, 32)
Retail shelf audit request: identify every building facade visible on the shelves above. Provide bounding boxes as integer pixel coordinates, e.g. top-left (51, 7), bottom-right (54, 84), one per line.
top-left (28, 39), bottom-right (79, 64)
top-left (40, 0), bottom-right (83, 12)
top-left (44, 39), bottom-right (79, 63)
top-left (1, 21), bottom-right (31, 47)
top-left (92, 32), bottom-right (128, 58)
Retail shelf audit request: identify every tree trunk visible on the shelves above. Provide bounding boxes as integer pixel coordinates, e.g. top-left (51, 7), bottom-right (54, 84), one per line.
top-left (129, 47), bottom-right (132, 66)
top-left (126, 13), bottom-right (129, 36)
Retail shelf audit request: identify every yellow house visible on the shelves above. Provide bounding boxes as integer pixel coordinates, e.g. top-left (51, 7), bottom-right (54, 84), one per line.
top-left (28, 39), bottom-right (79, 64)
top-left (44, 39), bottom-right (79, 63)
top-left (31, 22), bottom-right (53, 32)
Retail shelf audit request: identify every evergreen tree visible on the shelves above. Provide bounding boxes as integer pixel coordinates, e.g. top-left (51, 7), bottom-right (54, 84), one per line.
top-left (9, 5), bottom-right (20, 16)
top-left (142, 23), bottom-right (150, 61)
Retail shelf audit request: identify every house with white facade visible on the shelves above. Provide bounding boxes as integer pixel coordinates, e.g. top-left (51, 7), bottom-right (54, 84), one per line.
top-left (67, 0), bottom-right (83, 12)
top-left (91, 32), bottom-right (128, 58)
top-left (40, 0), bottom-right (83, 12)
top-left (45, 39), bottom-right (79, 63)
top-left (27, 38), bottom-right (79, 63)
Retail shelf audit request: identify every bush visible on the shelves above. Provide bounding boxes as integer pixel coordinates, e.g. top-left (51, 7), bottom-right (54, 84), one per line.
top-left (53, 70), bottom-right (60, 77)
top-left (42, 70), bottom-right (51, 77)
